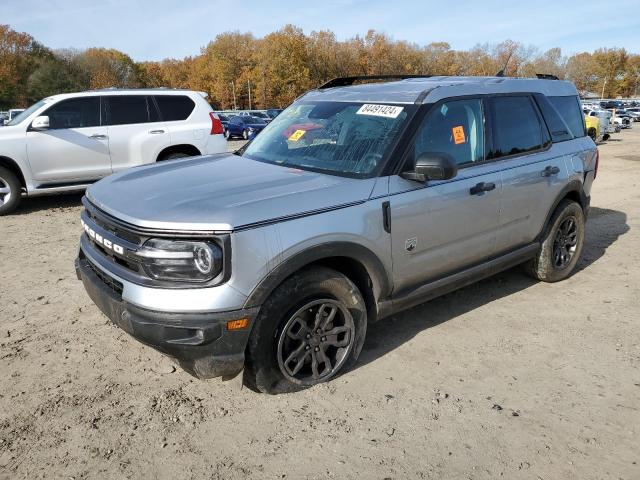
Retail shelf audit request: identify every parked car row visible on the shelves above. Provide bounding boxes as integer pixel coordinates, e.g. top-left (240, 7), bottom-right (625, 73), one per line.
top-left (581, 98), bottom-right (640, 144)
top-left (213, 108), bottom-right (283, 139)
top-left (0, 108), bottom-right (25, 126)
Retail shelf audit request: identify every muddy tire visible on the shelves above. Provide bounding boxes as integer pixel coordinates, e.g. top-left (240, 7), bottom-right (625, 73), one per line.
top-left (244, 267), bottom-right (367, 394)
top-left (526, 200), bottom-right (585, 282)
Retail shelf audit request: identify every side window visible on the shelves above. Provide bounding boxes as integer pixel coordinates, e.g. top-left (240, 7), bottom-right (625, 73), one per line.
top-left (43, 97), bottom-right (100, 129)
top-left (105, 96), bottom-right (151, 125)
top-left (154, 95), bottom-right (196, 121)
top-left (412, 99), bottom-right (484, 167)
top-left (548, 95), bottom-right (586, 138)
top-left (488, 96), bottom-right (546, 159)
top-left (533, 93), bottom-right (574, 143)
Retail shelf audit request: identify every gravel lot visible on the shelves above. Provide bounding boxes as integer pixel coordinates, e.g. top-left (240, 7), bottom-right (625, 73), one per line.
top-left (1, 134), bottom-right (638, 480)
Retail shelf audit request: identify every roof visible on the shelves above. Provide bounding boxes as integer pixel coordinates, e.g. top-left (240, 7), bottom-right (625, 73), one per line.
top-left (302, 76), bottom-right (579, 105)
top-left (43, 88), bottom-right (207, 103)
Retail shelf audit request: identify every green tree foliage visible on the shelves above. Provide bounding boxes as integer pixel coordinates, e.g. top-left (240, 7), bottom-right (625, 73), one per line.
top-left (1, 23), bottom-right (639, 109)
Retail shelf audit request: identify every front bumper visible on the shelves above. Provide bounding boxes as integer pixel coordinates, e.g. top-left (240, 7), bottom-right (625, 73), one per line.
top-left (75, 254), bottom-right (258, 379)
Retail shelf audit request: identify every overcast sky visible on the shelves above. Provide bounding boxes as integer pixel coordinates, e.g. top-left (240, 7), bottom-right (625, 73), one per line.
top-left (3, 0), bottom-right (639, 61)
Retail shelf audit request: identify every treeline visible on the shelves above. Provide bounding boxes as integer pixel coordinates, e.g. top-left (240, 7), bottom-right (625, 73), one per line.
top-left (1, 24), bottom-right (639, 110)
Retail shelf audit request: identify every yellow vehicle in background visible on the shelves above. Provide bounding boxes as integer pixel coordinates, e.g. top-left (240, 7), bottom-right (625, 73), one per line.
top-left (585, 114), bottom-right (602, 142)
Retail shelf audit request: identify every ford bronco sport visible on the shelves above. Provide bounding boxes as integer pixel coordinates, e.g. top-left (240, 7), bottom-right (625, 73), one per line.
top-left (76, 75), bottom-right (597, 394)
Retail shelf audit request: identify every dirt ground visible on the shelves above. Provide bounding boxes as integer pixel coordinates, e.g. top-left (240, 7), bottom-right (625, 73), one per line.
top-left (1, 132), bottom-right (639, 480)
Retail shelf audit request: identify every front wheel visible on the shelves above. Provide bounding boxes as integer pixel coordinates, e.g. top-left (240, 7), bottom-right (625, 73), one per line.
top-left (0, 166), bottom-right (22, 216)
top-left (244, 267), bottom-right (367, 394)
top-left (526, 200), bottom-right (585, 282)
top-left (224, 129), bottom-right (231, 139)
top-left (242, 129), bottom-right (249, 140)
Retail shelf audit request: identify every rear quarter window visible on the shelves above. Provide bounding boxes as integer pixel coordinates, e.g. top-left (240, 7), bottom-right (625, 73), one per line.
top-left (548, 95), bottom-right (586, 139)
top-left (154, 95), bottom-right (196, 121)
top-left (533, 93), bottom-right (574, 143)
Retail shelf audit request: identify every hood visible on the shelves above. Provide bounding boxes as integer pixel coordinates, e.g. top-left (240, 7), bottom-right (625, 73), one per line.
top-left (86, 154), bottom-right (376, 231)
top-left (0, 124), bottom-right (22, 134)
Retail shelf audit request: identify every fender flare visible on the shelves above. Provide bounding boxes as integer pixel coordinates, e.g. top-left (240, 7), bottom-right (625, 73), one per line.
top-left (0, 155), bottom-right (27, 189)
top-left (537, 179), bottom-right (588, 241)
top-left (243, 241), bottom-right (392, 310)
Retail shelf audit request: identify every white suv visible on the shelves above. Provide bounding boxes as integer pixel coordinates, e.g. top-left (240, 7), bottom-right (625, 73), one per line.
top-left (0, 89), bottom-right (226, 215)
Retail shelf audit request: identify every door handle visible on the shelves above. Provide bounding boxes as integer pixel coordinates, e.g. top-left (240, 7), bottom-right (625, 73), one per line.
top-left (149, 129), bottom-right (166, 134)
top-left (89, 134), bottom-right (108, 140)
top-left (470, 182), bottom-right (496, 195)
top-left (542, 165), bottom-right (560, 177)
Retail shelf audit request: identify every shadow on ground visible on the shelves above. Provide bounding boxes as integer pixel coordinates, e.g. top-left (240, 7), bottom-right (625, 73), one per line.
top-left (8, 192), bottom-right (84, 215)
top-left (358, 206), bottom-right (629, 369)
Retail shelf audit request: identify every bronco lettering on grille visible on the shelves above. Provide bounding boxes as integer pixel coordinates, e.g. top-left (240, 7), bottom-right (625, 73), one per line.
top-left (81, 219), bottom-right (125, 255)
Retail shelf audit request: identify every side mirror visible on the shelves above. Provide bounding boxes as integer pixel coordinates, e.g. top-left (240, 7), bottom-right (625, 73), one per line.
top-left (401, 152), bottom-right (458, 182)
top-left (31, 116), bottom-right (50, 130)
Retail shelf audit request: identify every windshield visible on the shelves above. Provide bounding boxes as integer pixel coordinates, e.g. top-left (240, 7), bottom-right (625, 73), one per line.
top-left (7, 100), bottom-right (46, 126)
top-left (242, 101), bottom-right (413, 177)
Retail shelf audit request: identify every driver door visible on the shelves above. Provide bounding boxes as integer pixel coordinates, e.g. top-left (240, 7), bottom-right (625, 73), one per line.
top-left (388, 98), bottom-right (502, 292)
top-left (26, 96), bottom-right (111, 183)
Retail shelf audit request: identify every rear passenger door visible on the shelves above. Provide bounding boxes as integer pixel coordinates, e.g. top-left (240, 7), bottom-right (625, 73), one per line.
top-left (389, 98), bottom-right (502, 292)
top-left (103, 95), bottom-right (169, 172)
top-left (154, 95), bottom-right (200, 147)
top-left (489, 95), bottom-right (569, 251)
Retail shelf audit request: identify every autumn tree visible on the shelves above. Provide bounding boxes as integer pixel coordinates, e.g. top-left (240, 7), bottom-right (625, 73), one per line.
top-left (254, 25), bottom-right (312, 108)
top-left (0, 24), bottom-right (51, 108)
top-left (3, 23), bottom-right (640, 108)
top-left (619, 54), bottom-right (640, 98)
top-left (591, 48), bottom-right (629, 97)
top-left (74, 48), bottom-right (142, 89)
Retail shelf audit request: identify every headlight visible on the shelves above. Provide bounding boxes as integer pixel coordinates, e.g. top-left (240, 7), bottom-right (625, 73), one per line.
top-left (137, 239), bottom-right (222, 283)
top-left (248, 127), bottom-right (255, 132)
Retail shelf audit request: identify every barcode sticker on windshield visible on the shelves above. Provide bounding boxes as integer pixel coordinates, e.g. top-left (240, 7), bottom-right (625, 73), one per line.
top-left (356, 104), bottom-right (404, 118)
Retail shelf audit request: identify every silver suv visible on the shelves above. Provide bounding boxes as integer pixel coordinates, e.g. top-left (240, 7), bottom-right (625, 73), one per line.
top-left (75, 75), bottom-right (598, 394)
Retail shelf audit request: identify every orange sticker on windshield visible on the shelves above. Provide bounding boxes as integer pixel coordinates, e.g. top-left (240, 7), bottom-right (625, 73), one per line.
top-left (288, 129), bottom-right (306, 142)
top-left (452, 126), bottom-right (466, 144)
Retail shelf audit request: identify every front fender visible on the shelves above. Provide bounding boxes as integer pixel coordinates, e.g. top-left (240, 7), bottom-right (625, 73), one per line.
top-left (243, 240), bottom-right (392, 311)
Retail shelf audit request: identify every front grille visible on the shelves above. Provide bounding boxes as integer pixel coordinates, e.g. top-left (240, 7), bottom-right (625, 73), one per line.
top-left (82, 198), bottom-right (144, 275)
top-left (83, 199), bottom-right (142, 245)
top-left (86, 257), bottom-right (124, 296)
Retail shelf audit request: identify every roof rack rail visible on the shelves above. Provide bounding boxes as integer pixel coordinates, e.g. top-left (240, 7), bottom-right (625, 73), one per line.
top-left (536, 74), bottom-right (559, 80)
top-left (318, 75), bottom-right (432, 89)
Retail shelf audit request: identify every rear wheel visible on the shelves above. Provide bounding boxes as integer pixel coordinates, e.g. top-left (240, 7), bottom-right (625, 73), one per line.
top-left (526, 200), bottom-right (585, 282)
top-left (587, 127), bottom-right (597, 141)
top-left (244, 267), bottom-right (367, 394)
top-left (0, 166), bottom-right (21, 216)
